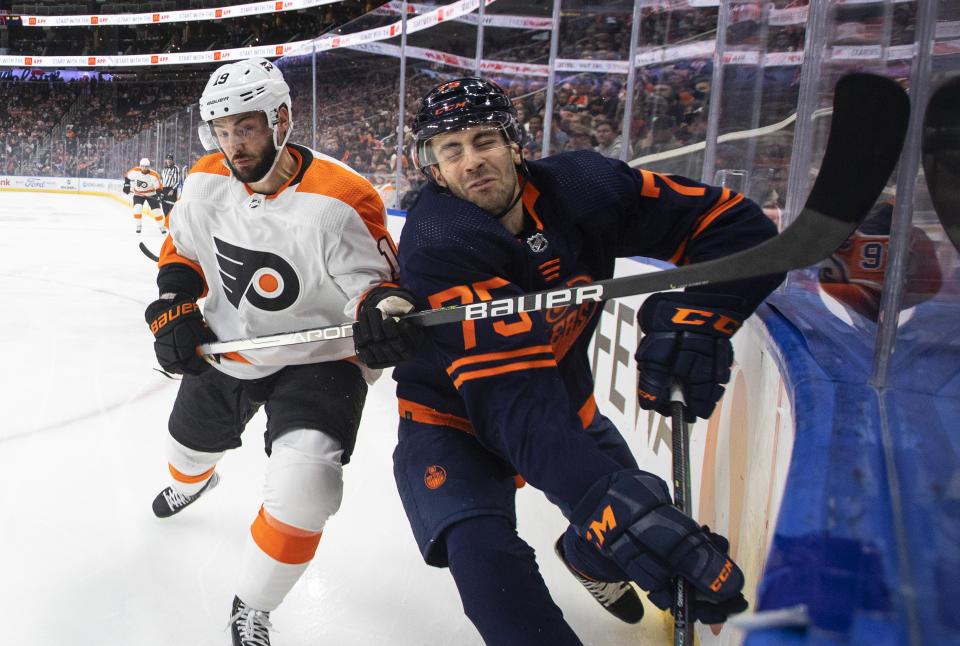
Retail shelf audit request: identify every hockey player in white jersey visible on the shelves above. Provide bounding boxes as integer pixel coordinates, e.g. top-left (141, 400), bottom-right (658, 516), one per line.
top-left (122, 157), bottom-right (166, 234)
top-left (143, 57), bottom-right (413, 646)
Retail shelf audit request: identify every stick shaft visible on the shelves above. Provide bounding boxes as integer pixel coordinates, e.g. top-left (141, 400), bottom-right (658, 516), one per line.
top-left (199, 73), bottom-right (909, 356)
top-left (670, 387), bottom-right (695, 646)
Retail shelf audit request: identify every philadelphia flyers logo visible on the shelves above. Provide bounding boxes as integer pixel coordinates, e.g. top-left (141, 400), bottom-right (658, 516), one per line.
top-left (214, 237), bottom-right (300, 311)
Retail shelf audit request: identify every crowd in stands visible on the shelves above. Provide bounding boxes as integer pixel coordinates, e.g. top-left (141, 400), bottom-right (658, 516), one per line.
top-left (2, 2), bottom-right (377, 56)
top-left (0, 0), bottom-right (921, 213)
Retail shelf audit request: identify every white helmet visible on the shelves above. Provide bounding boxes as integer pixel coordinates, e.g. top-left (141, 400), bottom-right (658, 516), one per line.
top-left (140, 157), bottom-right (150, 168)
top-left (197, 57), bottom-right (292, 163)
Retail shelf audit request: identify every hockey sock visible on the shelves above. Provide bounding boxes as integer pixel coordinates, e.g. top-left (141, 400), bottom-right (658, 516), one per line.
top-left (237, 506), bottom-right (320, 611)
top-left (445, 515), bottom-right (584, 646)
top-left (168, 464), bottom-right (216, 495)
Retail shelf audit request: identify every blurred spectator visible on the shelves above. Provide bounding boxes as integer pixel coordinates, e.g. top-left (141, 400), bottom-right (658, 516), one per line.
top-left (594, 119), bottom-right (622, 159)
top-left (566, 124), bottom-right (594, 151)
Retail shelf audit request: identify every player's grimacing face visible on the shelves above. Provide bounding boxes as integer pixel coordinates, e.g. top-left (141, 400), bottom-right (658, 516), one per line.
top-left (211, 112), bottom-right (275, 183)
top-left (429, 126), bottom-right (521, 216)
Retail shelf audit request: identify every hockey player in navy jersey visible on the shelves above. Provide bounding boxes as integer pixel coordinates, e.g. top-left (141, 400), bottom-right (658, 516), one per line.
top-left (353, 77), bottom-right (785, 645)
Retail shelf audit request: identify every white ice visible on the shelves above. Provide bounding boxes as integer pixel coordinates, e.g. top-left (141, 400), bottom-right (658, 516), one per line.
top-left (0, 192), bottom-right (667, 645)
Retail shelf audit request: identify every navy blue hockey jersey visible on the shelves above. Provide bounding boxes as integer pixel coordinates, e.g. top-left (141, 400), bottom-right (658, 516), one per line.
top-left (394, 151), bottom-right (781, 468)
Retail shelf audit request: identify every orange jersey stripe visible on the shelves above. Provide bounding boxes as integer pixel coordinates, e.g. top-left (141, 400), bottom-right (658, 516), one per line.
top-left (520, 178), bottom-right (543, 229)
top-left (446, 345), bottom-right (554, 376)
top-left (189, 152), bottom-right (231, 177)
top-left (577, 394), bottom-right (597, 429)
top-left (452, 359), bottom-right (557, 389)
top-left (168, 464), bottom-right (215, 485)
top-left (157, 235), bottom-right (209, 298)
top-left (666, 190), bottom-right (744, 266)
top-left (692, 191), bottom-right (745, 239)
top-left (658, 173), bottom-right (707, 197)
top-left (250, 506), bottom-right (323, 565)
top-left (398, 398), bottom-right (474, 434)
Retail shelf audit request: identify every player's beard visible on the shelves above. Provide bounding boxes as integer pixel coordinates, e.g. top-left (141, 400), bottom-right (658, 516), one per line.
top-left (225, 140), bottom-right (277, 184)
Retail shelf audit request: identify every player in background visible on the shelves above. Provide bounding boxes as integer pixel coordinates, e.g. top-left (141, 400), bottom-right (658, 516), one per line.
top-left (122, 157), bottom-right (165, 234)
top-left (353, 77), bottom-right (785, 645)
top-left (143, 57), bottom-right (409, 646)
top-left (159, 153), bottom-right (182, 228)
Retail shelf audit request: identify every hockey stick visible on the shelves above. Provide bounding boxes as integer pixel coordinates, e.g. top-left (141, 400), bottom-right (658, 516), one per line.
top-left (921, 75), bottom-right (960, 253)
top-left (139, 242), bottom-right (160, 262)
top-left (670, 385), bottom-right (695, 646)
top-left (200, 73), bottom-right (909, 356)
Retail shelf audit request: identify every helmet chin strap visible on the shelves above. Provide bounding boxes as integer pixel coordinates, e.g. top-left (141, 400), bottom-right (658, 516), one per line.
top-left (493, 173), bottom-right (526, 222)
top-left (492, 148), bottom-right (528, 221)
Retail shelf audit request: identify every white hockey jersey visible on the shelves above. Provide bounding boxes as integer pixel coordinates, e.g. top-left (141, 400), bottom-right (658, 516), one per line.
top-left (126, 166), bottom-right (163, 196)
top-left (157, 145), bottom-right (399, 381)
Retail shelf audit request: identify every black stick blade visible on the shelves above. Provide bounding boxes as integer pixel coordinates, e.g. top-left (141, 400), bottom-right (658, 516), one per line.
top-left (805, 73), bottom-right (910, 226)
top-left (139, 242), bottom-right (160, 262)
top-left (921, 76), bottom-right (960, 252)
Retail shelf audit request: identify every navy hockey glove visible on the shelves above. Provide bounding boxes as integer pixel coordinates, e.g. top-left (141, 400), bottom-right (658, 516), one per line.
top-left (145, 294), bottom-right (216, 375)
top-left (645, 528), bottom-right (749, 623)
top-left (353, 286), bottom-right (423, 369)
top-left (571, 469), bottom-right (748, 624)
top-left (635, 292), bottom-right (745, 420)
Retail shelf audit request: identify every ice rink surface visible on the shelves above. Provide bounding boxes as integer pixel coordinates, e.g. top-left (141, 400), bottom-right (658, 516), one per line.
top-left (0, 191), bottom-right (668, 645)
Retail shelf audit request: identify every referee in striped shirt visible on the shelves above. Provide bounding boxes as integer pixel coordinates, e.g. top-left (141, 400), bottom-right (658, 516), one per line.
top-left (160, 154), bottom-right (183, 219)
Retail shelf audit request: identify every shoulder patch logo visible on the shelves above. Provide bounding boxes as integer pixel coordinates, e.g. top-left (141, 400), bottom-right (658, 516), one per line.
top-left (526, 232), bottom-right (548, 253)
top-left (214, 237), bottom-right (300, 311)
top-left (424, 465), bottom-right (447, 490)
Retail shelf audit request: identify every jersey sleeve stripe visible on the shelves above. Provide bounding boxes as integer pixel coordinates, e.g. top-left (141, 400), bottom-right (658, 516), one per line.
top-left (666, 190), bottom-right (745, 266)
top-left (691, 191), bottom-right (745, 239)
top-left (157, 236), bottom-right (209, 298)
top-left (445, 344), bottom-right (555, 375)
top-left (578, 394), bottom-right (597, 428)
top-left (452, 359), bottom-right (558, 389)
top-left (659, 173), bottom-right (708, 196)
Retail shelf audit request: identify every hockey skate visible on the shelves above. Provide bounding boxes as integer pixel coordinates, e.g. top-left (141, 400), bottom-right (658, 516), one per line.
top-left (136, 222), bottom-right (142, 234)
top-left (555, 535), bottom-right (645, 624)
top-left (151, 471), bottom-right (220, 518)
top-left (228, 596), bottom-right (273, 646)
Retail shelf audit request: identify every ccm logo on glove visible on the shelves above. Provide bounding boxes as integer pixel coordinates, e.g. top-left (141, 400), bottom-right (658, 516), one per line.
top-left (149, 301), bottom-right (202, 334)
top-left (669, 307), bottom-right (741, 336)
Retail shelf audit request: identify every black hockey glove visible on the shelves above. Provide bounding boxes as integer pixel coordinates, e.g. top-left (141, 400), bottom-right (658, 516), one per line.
top-left (635, 292), bottom-right (745, 421)
top-left (571, 469), bottom-right (748, 624)
top-left (145, 294), bottom-right (216, 375)
top-left (353, 286), bottom-right (423, 369)
top-left (645, 527), bottom-right (750, 623)
top-left (122, 180), bottom-right (131, 195)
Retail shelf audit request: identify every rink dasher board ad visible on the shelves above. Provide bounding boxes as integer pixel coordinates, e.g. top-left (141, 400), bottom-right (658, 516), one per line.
top-left (0, 175), bottom-right (125, 196)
